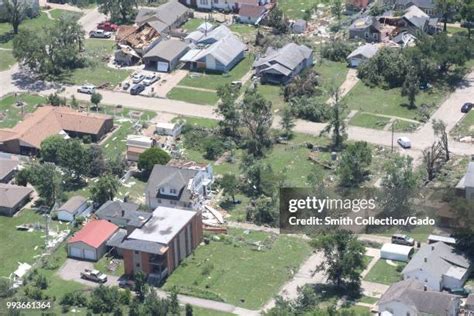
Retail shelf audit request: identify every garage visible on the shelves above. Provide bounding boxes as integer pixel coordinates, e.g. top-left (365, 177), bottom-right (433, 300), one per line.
top-left (143, 39), bottom-right (189, 73)
top-left (380, 243), bottom-right (414, 262)
top-left (67, 220), bottom-right (118, 262)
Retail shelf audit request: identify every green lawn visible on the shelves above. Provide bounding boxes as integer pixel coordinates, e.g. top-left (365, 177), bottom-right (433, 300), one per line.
top-left (314, 60), bottom-right (349, 91)
top-left (229, 24), bottom-right (257, 35)
top-left (117, 175), bottom-right (147, 204)
top-left (451, 110), bottom-right (474, 138)
top-left (0, 12), bottom-right (52, 49)
top-left (0, 49), bottom-right (15, 71)
top-left (102, 121), bottom-right (133, 159)
top-left (0, 93), bottom-right (47, 128)
top-left (278, 0), bottom-right (319, 19)
top-left (178, 55), bottom-right (254, 90)
top-left (68, 39), bottom-right (131, 86)
top-left (339, 305), bottom-right (371, 315)
top-left (358, 295), bottom-right (378, 304)
top-left (256, 84), bottom-right (285, 111)
top-left (163, 228), bottom-right (312, 309)
top-left (167, 87), bottom-right (220, 105)
top-left (177, 116), bottom-right (219, 129)
top-left (0, 209), bottom-right (46, 278)
top-left (349, 112), bottom-right (391, 130)
top-left (94, 255), bottom-right (125, 277)
top-left (182, 18), bottom-right (205, 32)
top-left (48, 9), bottom-right (83, 20)
top-left (344, 82), bottom-right (445, 121)
top-left (364, 259), bottom-right (406, 285)
top-left (193, 307), bottom-right (234, 316)
top-left (392, 119), bottom-right (420, 132)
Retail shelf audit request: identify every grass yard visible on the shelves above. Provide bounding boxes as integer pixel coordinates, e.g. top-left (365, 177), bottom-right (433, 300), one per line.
top-left (0, 49), bottom-right (15, 71)
top-left (256, 84), bottom-right (286, 111)
top-left (178, 55), bottom-right (254, 90)
top-left (102, 121), bottom-right (134, 159)
top-left (193, 307), bottom-right (234, 316)
top-left (0, 93), bottom-right (47, 128)
top-left (178, 116), bottom-right (219, 129)
top-left (349, 112), bottom-right (391, 130)
top-left (48, 9), bottom-right (83, 20)
top-left (167, 87), bottom-right (220, 105)
top-left (358, 295), bottom-right (379, 304)
top-left (0, 12), bottom-right (52, 49)
top-left (117, 175), bottom-right (147, 204)
top-left (344, 82), bottom-right (445, 121)
top-left (451, 110), bottom-right (474, 138)
top-left (68, 39), bottom-right (131, 86)
top-left (339, 305), bottom-right (371, 315)
top-left (0, 209), bottom-right (46, 278)
top-left (182, 18), bottom-right (205, 32)
top-left (94, 256), bottom-right (125, 277)
top-left (229, 23), bottom-right (257, 35)
top-left (314, 60), bottom-right (349, 91)
top-left (364, 259), bottom-right (406, 285)
top-left (278, 0), bottom-right (319, 19)
top-left (163, 228), bottom-right (312, 309)
top-left (392, 119), bottom-right (420, 132)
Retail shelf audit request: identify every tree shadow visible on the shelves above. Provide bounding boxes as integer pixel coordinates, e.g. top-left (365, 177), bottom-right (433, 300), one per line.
top-left (0, 31), bottom-right (14, 46)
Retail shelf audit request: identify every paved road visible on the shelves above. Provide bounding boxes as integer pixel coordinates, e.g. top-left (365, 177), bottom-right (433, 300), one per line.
top-left (78, 7), bottom-right (107, 34)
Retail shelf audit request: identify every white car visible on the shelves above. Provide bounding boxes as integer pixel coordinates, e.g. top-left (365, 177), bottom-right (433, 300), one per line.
top-left (77, 85), bottom-right (96, 94)
top-left (143, 74), bottom-right (159, 86)
top-left (132, 74), bottom-right (145, 84)
top-left (397, 136), bottom-right (411, 149)
top-left (89, 29), bottom-right (112, 38)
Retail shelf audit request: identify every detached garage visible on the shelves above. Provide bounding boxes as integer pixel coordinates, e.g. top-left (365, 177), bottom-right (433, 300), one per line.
top-left (380, 243), bottom-right (414, 262)
top-left (143, 39), bottom-right (189, 72)
top-left (67, 220), bottom-right (118, 261)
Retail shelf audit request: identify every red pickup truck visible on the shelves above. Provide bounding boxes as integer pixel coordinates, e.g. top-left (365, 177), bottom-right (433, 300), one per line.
top-left (97, 21), bottom-right (118, 32)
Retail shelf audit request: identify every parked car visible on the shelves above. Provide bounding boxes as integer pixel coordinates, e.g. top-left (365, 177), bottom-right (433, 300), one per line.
top-left (118, 278), bottom-right (135, 289)
top-left (397, 137), bottom-right (411, 149)
top-left (391, 234), bottom-right (415, 246)
top-left (231, 80), bottom-right (242, 88)
top-left (77, 85), bottom-right (96, 94)
top-left (80, 269), bottom-right (107, 283)
top-left (122, 82), bottom-right (130, 90)
top-left (130, 84), bottom-right (145, 95)
top-left (97, 21), bottom-right (118, 32)
top-left (132, 73), bottom-right (145, 84)
top-left (461, 102), bottom-right (473, 113)
top-left (143, 74), bottom-right (160, 86)
top-left (449, 287), bottom-right (471, 297)
top-left (89, 29), bottom-right (112, 39)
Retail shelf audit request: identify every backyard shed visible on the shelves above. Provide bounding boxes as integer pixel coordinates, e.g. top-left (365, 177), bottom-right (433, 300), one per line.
top-left (67, 220), bottom-right (118, 261)
top-left (57, 196), bottom-right (90, 222)
top-left (380, 243), bottom-right (414, 262)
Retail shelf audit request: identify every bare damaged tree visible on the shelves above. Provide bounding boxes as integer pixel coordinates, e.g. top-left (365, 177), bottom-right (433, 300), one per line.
top-left (432, 119), bottom-right (450, 162)
top-left (423, 141), bottom-right (443, 181)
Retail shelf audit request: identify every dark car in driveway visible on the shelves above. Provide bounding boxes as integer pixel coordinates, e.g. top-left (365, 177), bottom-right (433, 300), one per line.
top-left (130, 84), bottom-right (145, 95)
top-left (461, 102), bottom-right (473, 113)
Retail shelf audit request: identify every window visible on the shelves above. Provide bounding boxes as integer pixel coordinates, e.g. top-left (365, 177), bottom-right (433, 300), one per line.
top-left (134, 251), bottom-right (139, 254)
top-left (136, 263), bottom-right (140, 267)
top-left (170, 189), bottom-right (177, 194)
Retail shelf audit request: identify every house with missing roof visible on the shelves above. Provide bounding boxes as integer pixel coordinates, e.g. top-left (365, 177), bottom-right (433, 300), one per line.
top-left (67, 220), bottom-right (119, 261)
top-left (113, 206), bottom-right (203, 283)
top-left (0, 183), bottom-right (33, 216)
top-left (402, 242), bottom-right (471, 291)
top-left (379, 5), bottom-right (439, 36)
top-left (253, 43), bottom-right (313, 85)
top-left (456, 161), bottom-right (474, 200)
top-left (95, 201), bottom-right (152, 233)
top-left (180, 25), bottom-right (247, 73)
top-left (384, 0), bottom-right (437, 16)
top-left (145, 163), bottom-right (213, 210)
top-left (378, 279), bottom-right (461, 316)
top-left (57, 196), bottom-right (90, 222)
top-left (0, 157), bottom-right (19, 183)
top-left (349, 16), bottom-right (396, 42)
top-left (143, 39), bottom-right (189, 72)
top-left (346, 43), bottom-right (380, 67)
top-left (0, 106), bottom-right (113, 155)
top-left (135, 1), bottom-right (190, 31)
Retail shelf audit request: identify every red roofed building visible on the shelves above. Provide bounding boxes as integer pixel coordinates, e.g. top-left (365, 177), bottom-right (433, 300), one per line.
top-left (67, 220), bottom-right (119, 261)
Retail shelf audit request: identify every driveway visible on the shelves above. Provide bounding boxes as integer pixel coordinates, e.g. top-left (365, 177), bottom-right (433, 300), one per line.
top-left (58, 258), bottom-right (120, 287)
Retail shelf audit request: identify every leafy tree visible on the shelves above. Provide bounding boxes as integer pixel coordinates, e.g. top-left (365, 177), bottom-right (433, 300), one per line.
top-left (134, 272), bottom-right (148, 302)
top-left (216, 84), bottom-right (241, 139)
top-left (138, 147), bottom-right (171, 177)
top-left (320, 41), bottom-right (353, 62)
top-left (203, 138), bottom-right (225, 160)
top-left (289, 97), bottom-right (329, 122)
top-left (436, 0), bottom-right (457, 32)
top-left (267, 6), bottom-right (288, 34)
top-left (246, 195), bottom-right (278, 226)
top-left (185, 304), bottom-right (193, 316)
top-left (58, 139), bottom-right (91, 182)
top-left (337, 142), bottom-right (372, 187)
top-left (380, 155), bottom-right (419, 216)
top-left (88, 285), bottom-right (121, 314)
top-left (88, 145), bottom-right (108, 177)
top-left (40, 135), bottom-right (67, 164)
top-left (3, 0), bottom-right (30, 34)
top-left (47, 92), bottom-right (63, 106)
top-left (311, 230), bottom-right (366, 290)
top-left (422, 141), bottom-right (443, 181)
top-left (168, 288), bottom-right (180, 315)
top-left (241, 159), bottom-right (279, 197)
top-left (433, 119), bottom-right (449, 162)
top-left (357, 48), bottom-right (407, 88)
top-left (331, 0), bottom-right (344, 21)
top-left (220, 173), bottom-right (239, 203)
top-left (98, 0), bottom-right (137, 23)
top-left (90, 174), bottom-right (119, 205)
top-left (90, 92), bottom-right (103, 110)
top-left (320, 87), bottom-right (347, 151)
top-left (401, 66), bottom-right (420, 109)
top-left (0, 279), bottom-right (14, 298)
top-left (280, 106), bottom-right (296, 138)
top-left (240, 89), bottom-right (273, 158)
top-left (22, 163), bottom-right (62, 207)
top-left (461, 0), bottom-right (474, 39)
top-left (283, 69), bottom-right (319, 101)
top-left (107, 155), bottom-right (128, 177)
top-left (13, 17), bottom-right (84, 78)
top-left (70, 94), bottom-right (79, 109)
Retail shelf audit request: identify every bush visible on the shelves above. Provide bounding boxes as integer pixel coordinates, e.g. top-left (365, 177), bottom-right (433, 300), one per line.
top-left (321, 41), bottom-right (353, 62)
top-left (203, 139), bottom-right (225, 160)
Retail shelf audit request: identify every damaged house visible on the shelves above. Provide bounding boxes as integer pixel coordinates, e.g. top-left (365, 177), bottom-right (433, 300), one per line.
top-left (115, 23), bottom-right (162, 66)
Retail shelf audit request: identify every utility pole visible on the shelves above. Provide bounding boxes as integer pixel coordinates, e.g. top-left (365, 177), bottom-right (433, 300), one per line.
top-left (391, 121), bottom-right (395, 153)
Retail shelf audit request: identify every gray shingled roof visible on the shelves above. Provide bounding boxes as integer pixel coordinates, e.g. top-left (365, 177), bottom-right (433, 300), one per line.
top-left (402, 242), bottom-right (470, 281)
top-left (253, 43), bottom-right (313, 75)
top-left (58, 196), bottom-right (87, 214)
top-left (396, 0), bottom-right (435, 9)
top-left (0, 158), bottom-right (18, 181)
top-left (403, 5), bottom-right (429, 29)
top-left (465, 162), bottom-right (474, 188)
top-left (146, 165), bottom-right (199, 204)
top-left (95, 201), bottom-right (152, 228)
top-left (347, 43), bottom-right (379, 59)
top-left (135, 0), bottom-right (189, 27)
top-left (0, 183), bottom-right (33, 208)
top-left (379, 279), bottom-right (459, 314)
top-left (144, 39), bottom-right (189, 61)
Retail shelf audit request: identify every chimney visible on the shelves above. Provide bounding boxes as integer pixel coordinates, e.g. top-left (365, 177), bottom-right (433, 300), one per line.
top-left (121, 209), bottom-right (125, 217)
top-left (424, 285), bottom-right (427, 291)
top-left (424, 257), bottom-right (427, 263)
top-left (431, 245), bottom-right (434, 251)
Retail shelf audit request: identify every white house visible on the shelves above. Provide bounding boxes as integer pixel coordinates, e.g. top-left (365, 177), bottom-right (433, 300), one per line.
top-left (57, 196), bottom-right (90, 222)
top-left (156, 122), bottom-right (183, 138)
top-left (380, 243), bottom-right (414, 262)
top-left (456, 161), bottom-right (474, 200)
top-left (378, 279), bottom-right (461, 316)
top-left (402, 242), bottom-right (471, 291)
top-left (346, 43), bottom-right (380, 67)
